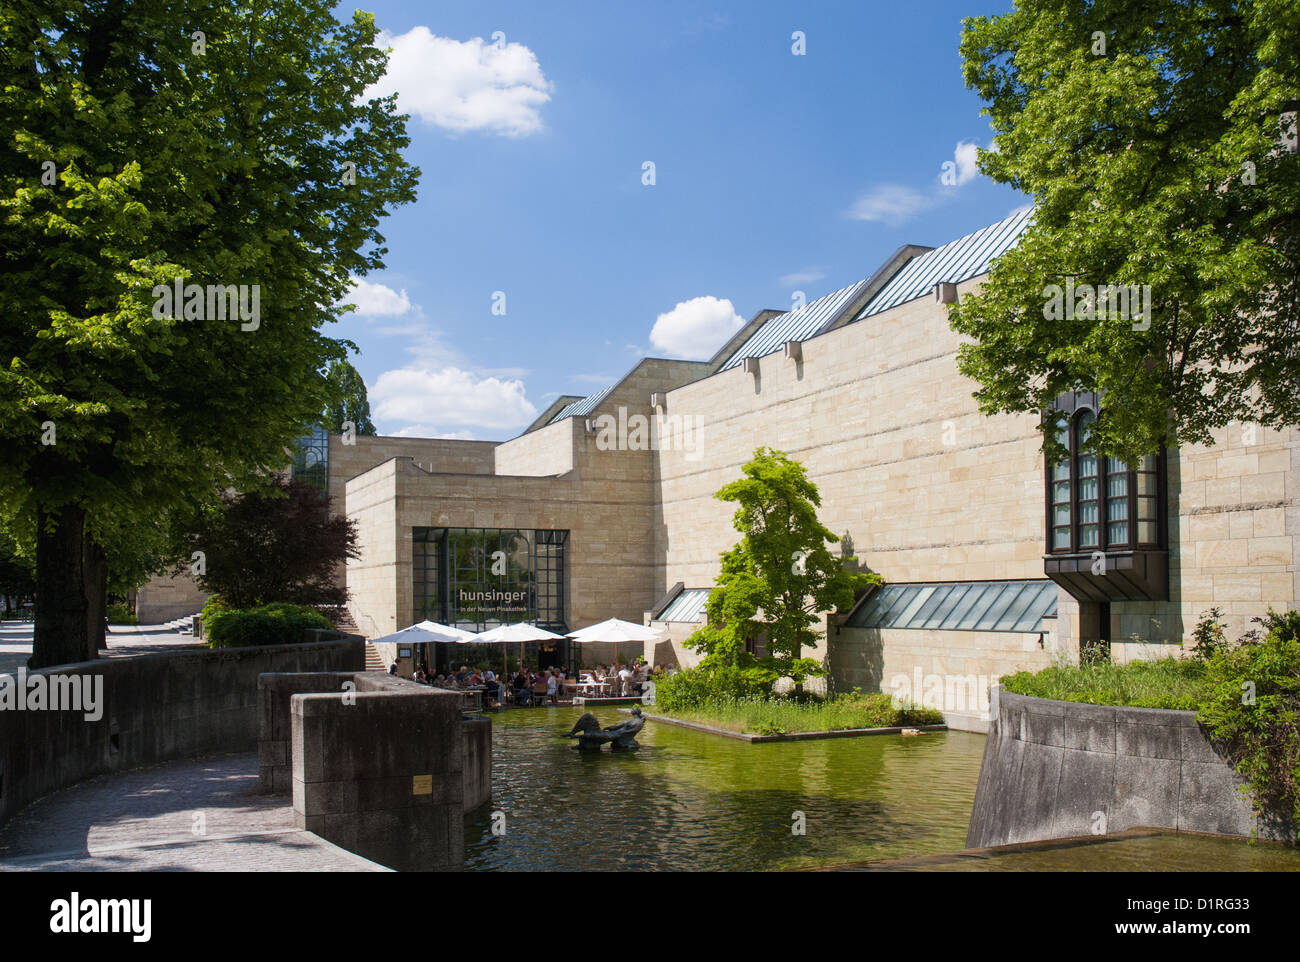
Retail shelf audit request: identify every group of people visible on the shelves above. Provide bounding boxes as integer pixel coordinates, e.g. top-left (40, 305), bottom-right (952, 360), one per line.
top-left (584, 661), bottom-right (669, 696)
top-left (510, 666), bottom-right (568, 706)
top-left (390, 658), bottom-right (679, 706)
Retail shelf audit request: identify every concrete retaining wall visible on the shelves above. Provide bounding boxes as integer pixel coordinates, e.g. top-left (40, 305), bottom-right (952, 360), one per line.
top-left (966, 687), bottom-right (1285, 847)
top-left (0, 639), bottom-right (363, 827)
top-left (259, 671), bottom-right (493, 816)
top-left (291, 675), bottom-right (487, 872)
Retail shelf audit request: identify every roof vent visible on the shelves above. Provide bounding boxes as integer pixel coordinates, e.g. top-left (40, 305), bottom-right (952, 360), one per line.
top-left (742, 357), bottom-right (760, 375)
top-left (934, 281), bottom-right (958, 304)
top-left (783, 340), bottom-right (802, 361)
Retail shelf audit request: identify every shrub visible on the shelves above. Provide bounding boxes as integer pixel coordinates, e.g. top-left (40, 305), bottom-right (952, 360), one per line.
top-left (1190, 607), bottom-right (1229, 661)
top-left (655, 663), bottom-right (772, 712)
top-left (207, 602), bottom-right (333, 649)
top-left (1197, 609), bottom-right (1300, 840)
top-left (106, 602), bottom-right (137, 625)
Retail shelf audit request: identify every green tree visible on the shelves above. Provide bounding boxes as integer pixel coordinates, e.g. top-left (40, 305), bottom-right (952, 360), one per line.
top-left (0, 522), bottom-right (36, 615)
top-left (0, 2), bottom-right (418, 667)
top-left (685, 448), bottom-right (878, 689)
top-left (952, 0), bottom-right (1299, 465)
top-left (322, 358), bottom-right (377, 435)
top-left (181, 477), bottom-right (359, 610)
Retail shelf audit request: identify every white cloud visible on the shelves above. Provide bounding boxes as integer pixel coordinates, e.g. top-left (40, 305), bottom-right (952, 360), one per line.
top-left (649, 296), bottom-right (745, 360)
top-left (371, 366), bottom-right (538, 432)
top-left (952, 140), bottom-right (980, 186)
top-left (779, 268), bottom-right (826, 287)
top-left (367, 27), bottom-right (553, 137)
top-left (341, 278), bottom-right (412, 316)
top-left (845, 185), bottom-right (934, 226)
top-left (1007, 202), bottom-right (1034, 219)
top-left (389, 425), bottom-right (478, 441)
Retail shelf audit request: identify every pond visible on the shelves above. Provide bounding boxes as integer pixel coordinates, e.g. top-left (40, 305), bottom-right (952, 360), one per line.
top-left (463, 705), bottom-right (987, 871)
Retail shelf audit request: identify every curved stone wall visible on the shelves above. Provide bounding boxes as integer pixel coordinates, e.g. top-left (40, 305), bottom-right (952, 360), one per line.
top-left (0, 639), bottom-right (362, 827)
top-left (966, 687), bottom-right (1287, 847)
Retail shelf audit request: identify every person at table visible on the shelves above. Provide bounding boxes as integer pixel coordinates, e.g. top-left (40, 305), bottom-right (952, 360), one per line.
top-left (512, 670), bottom-right (531, 705)
top-left (454, 665), bottom-right (469, 686)
top-left (617, 663), bottom-right (634, 696)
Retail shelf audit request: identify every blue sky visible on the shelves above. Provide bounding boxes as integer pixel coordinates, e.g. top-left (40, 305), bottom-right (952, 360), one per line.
top-left (332, 0), bottom-right (1028, 439)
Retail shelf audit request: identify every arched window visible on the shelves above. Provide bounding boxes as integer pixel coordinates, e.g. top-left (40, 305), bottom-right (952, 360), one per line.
top-left (1046, 407), bottom-right (1162, 554)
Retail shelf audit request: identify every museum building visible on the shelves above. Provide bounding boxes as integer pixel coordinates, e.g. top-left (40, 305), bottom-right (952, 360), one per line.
top-left (137, 208), bottom-right (1299, 729)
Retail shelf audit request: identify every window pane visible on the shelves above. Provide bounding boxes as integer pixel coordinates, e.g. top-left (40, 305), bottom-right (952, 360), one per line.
top-left (1108, 521), bottom-right (1128, 544)
top-left (1053, 504), bottom-right (1071, 525)
top-left (1078, 478), bottom-right (1098, 502)
top-left (1138, 496), bottom-right (1159, 520)
top-left (1136, 472), bottom-right (1160, 496)
top-left (1080, 524), bottom-right (1099, 548)
top-left (1053, 481), bottom-right (1071, 502)
top-left (1053, 527), bottom-right (1070, 549)
top-left (1139, 521), bottom-right (1158, 543)
top-left (1107, 473), bottom-right (1128, 498)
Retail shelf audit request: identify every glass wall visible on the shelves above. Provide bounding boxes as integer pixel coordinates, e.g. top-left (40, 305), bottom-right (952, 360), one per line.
top-left (291, 425), bottom-right (329, 493)
top-left (413, 527), bottom-right (568, 633)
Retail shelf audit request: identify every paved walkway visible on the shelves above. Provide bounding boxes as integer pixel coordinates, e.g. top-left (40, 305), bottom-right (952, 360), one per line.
top-left (0, 754), bottom-right (388, 872)
top-left (0, 622), bottom-right (205, 676)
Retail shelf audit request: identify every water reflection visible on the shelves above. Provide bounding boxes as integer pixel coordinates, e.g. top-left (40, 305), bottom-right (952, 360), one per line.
top-left (464, 706), bottom-right (986, 871)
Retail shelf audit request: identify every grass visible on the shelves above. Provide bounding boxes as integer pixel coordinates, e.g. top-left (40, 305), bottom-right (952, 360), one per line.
top-left (650, 692), bottom-right (944, 735)
top-left (1000, 657), bottom-right (1210, 709)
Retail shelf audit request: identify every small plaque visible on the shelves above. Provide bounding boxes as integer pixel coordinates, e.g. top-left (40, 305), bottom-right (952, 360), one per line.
top-left (412, 774), bottom-right (433, 796)
top-left (398, 648), bottom-right (412, 657)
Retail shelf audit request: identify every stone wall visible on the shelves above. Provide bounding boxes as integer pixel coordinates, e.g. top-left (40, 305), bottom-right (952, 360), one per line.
top-left (291, 675), bottom-right (481, 871)
top-left (1107, 423), bottom-right (1298, 661)
top-left (966, 688), bottom-right (1286, 847)
top-left (0, 639), bottom-right (362, 828)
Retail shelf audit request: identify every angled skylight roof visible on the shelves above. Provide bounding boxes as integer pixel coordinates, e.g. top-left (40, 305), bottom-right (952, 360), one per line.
top-left (846, 579), bottom-right (1057, 633)
top-left (548, 383), bottom-right (615, 425)
top-left (855, 206), bottom-right (1033, 319)
top-left (657, 588), bottom-right (710, 623)
top-left (717, 279), bottom-right (870, 372)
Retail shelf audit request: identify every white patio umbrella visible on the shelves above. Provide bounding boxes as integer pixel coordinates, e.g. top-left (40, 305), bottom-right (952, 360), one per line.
top-left (370, 621), bottom-right (475, 646)
top-left (474, 622), bottom-right (568, 680)
top-left (566, 617), bottom-right (664, 670)
top-left (370, 621), bottom-right (478, 676)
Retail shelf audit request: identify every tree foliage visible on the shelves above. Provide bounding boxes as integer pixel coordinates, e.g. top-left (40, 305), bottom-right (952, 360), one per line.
top-left (685, 448), bottom-right (878, 687)
top-left (0, 1), bottom-right (418, 665)
top-left (952, 0), bottom-right (1299, 464)
top-left (322, 358), bottom-right (377, 435)
top-left (181, 477), bottom-right (359, 610)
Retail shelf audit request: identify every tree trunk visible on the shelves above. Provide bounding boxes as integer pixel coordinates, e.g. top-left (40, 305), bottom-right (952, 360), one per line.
top-left (31, 504), bottom-right (92, 669)
top-left (84, 538), bottom-right (107, 660)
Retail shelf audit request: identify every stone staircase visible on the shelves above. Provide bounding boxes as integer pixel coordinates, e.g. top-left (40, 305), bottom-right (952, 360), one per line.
top-left (364, 643), bottom-right (385, 671)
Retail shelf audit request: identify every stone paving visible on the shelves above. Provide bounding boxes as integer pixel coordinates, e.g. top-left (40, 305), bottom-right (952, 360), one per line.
top-left (0, 622), bottom-right (206, 676)
top-left (0, 753), bottom-right (388, 872)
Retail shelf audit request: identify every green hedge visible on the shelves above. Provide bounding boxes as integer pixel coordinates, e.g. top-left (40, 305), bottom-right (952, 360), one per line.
top-left (206, 602), bottom-right (333, 648)
top-left (655, 663), bottom-right (772, 711)
top-left (106, 602), bottom-right (138, 625)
